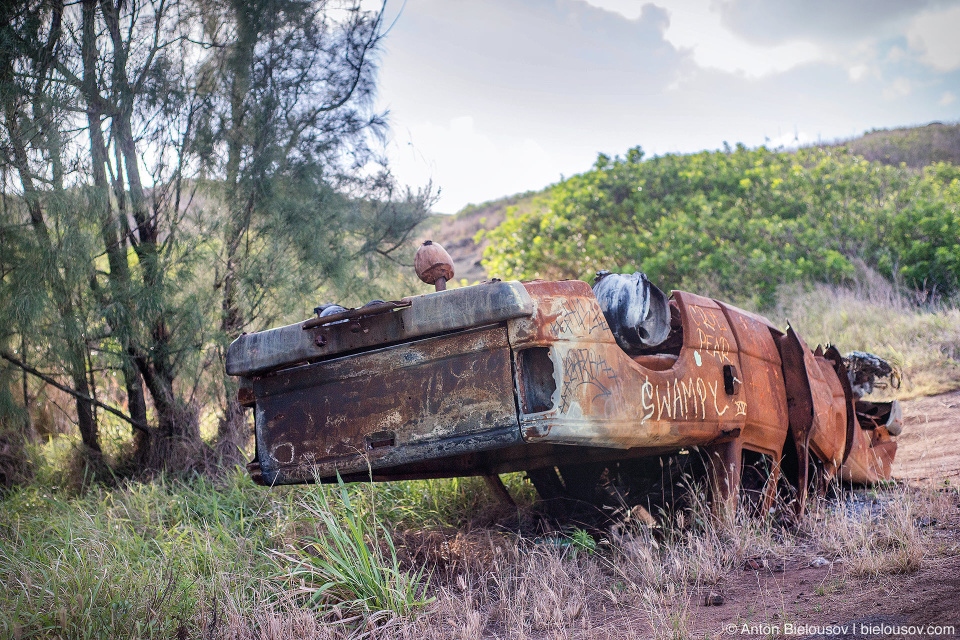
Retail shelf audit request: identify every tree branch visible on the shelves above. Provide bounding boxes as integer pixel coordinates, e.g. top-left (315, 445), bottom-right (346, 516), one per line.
top-left (0, 349), bottom-right (155, 437)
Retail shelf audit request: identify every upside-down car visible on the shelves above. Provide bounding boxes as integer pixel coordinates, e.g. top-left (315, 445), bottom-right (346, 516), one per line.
top-left (226, 242), bottom-right (901, 515)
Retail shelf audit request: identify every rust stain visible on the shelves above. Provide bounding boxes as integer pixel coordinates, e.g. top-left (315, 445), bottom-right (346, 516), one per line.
top-left (511, 282), bottom-right (747, 452)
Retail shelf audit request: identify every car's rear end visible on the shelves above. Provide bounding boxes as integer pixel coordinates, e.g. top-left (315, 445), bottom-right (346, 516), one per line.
top-left (226, 281), bottom-right (533, 485)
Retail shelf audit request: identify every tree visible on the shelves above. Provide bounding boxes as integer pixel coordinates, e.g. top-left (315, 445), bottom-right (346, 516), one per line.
top-left (1, 0), bottom-right (102, 452)
top-left (194, 0), bottom-right (430, 463)
top-left (0, 0), bottom-right (429, 473)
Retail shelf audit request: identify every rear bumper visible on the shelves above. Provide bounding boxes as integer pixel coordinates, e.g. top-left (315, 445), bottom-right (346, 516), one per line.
top-left (226, 280), bottom-right (533, 376)
top-left (246, 324), bottom-right (522, 485)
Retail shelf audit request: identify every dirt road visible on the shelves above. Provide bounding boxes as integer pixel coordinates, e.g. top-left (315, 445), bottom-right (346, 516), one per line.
top-left (684, 390), bottom-right (960, 639)
top-left (894, 390), bottom-right (960, 482)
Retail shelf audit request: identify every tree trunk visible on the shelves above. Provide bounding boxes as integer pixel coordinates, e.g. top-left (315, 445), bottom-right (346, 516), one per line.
top-left (213, 2), bottom-right (258, 464)
top-left (97, 0), bottom-right (205, 465)
top-left (82, 0), bottom-right (150, 454)
top-left (2, 89), bottom-right (100, 452)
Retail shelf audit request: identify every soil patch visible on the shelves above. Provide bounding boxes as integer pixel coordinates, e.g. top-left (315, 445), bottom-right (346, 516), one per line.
top-left (686, 551), bottom-right (960, 638)
top-left (894, 390), bottom-right (960, 482)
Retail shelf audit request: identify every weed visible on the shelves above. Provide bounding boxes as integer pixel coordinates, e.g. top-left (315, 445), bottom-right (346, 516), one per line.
top-left (809, 486), bottom-right (926, 577)
top-left (567, 527), bottom-right (597, 554)
top-left (0, 456), bottom-right (955, 639)
top-left (773, 272), bottom-right (960, 398)
top-left (275, 475), bottom-right (433, 617)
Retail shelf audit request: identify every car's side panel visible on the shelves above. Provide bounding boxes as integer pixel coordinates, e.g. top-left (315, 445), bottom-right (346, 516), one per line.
top-left (811, 354), bottom-right (849, 475)
top-left (511, 282), bottom-right (745, 451)
top-left (842, 423), bottom-right (898, 484)
top-left (717, 301), bottom-right (789, 459)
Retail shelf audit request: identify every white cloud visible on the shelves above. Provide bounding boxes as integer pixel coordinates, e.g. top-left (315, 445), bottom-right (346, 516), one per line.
top-left (940, 91), bottom-right (957, 106)
top-left (585, 0), bottom-right (826, 78)
top-left (907, 5), bottom-right (960, 71)
top-left (886, 45), bottom-right (906, 63)
top-left (386, 116), bottom-right (559, 212)
top-left (847, 64), bottom-right (873, 81)
top-left (581, 0), bottom-right (645, 20)
top-left (718, 0), bottom-right (931, 44)
top-left (882, 77), bottom-right (912, 100)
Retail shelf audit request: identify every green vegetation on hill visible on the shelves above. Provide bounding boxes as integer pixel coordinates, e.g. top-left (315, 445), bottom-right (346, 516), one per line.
top-left (481, 145), bottom-right (960, 307)
top-left (420, 192), bottom-right (538, 284)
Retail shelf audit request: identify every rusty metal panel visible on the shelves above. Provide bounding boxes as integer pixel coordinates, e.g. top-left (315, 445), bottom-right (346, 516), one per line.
top-left (226, 280), bottom-right (533, 376)
top-left (870, 437), bottom-right (896, 480)
top-left (718, 301), bottom-right (789, 458)
top-left (509, 280), bottom-right (615, 345)
top-left (778, 327), bottom-right (849, 482)
top-left (842, 400), bottom-right (899, 483)
top-left (809, 353), bottom-right (848, 472)
top-left (251, 325), bottom-right (520, 484)
top-left (842, 425), bottom-right (897, 484)
top-left (778, 327), bottom-right (814, 447)
top-left (778, 329), bottom-right (848, 470)
top-left (674, 291), bottom-right (739, 358)
top-left (512, 284), bottom-right (745, 451)
top-left (778, 326), bottom-right (816, 508)
top-left (822, 346), bottom-right (857, 465)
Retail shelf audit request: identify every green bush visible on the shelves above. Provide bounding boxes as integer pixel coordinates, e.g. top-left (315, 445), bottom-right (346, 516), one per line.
top-left (481, 146), bottom-right (960, 307)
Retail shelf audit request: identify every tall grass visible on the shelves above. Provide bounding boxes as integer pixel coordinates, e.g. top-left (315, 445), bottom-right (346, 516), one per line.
top-left (807, 484), bottom-right (958, 577)
top-left (0, 469), bottom-right (438, 638)
top-left (0, 472), bottom-right (259, 638)
top-left (772, 271), bottom-right (960, 398)
top-left (1, 460), bottom-right (956, 639)
top-left (275, 476), bottom-right (432, 616)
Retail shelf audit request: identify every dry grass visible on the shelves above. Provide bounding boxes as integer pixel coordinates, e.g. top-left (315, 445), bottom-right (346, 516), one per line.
top-left (1, 459), bottom-right (957, 639)
top-left (772, 269), bottom-right (960, 399)
top-left (809, 483), bottom-right (957, 578)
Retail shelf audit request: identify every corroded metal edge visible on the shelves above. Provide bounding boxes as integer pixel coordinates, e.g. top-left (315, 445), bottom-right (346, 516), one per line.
top-left (226, 280), bottom-right (533, 376)
top-left (255, 424), bottom-right (522, 485)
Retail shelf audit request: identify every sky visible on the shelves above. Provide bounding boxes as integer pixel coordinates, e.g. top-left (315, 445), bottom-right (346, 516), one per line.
top-left (371, 0), bottom-right (960, 213)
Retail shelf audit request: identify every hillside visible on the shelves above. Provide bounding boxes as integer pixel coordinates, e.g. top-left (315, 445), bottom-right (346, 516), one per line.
top-left (427, 121), bottom-right (960, 293)
top-left (417, 192), bottom-right (538, 284)
top-left (828, 121), bottom-right (960, 168)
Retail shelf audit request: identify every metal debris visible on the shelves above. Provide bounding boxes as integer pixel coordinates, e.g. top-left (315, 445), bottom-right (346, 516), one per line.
top-left (844, 351), bottom-right (901, 397)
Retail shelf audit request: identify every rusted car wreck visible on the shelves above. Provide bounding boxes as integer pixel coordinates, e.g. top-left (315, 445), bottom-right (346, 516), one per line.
top-left (226, 242), bottom-right (900, 516)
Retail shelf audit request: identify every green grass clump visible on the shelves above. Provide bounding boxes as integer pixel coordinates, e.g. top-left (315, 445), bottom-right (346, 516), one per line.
top-left (0, 463), bottom-right (528, 638)
top-left (365, 472), bottom-right (536, 529)
top-left (276, 476), bottom-right (433, 616)
top-left (0, 470), bottom-right (285, 638)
